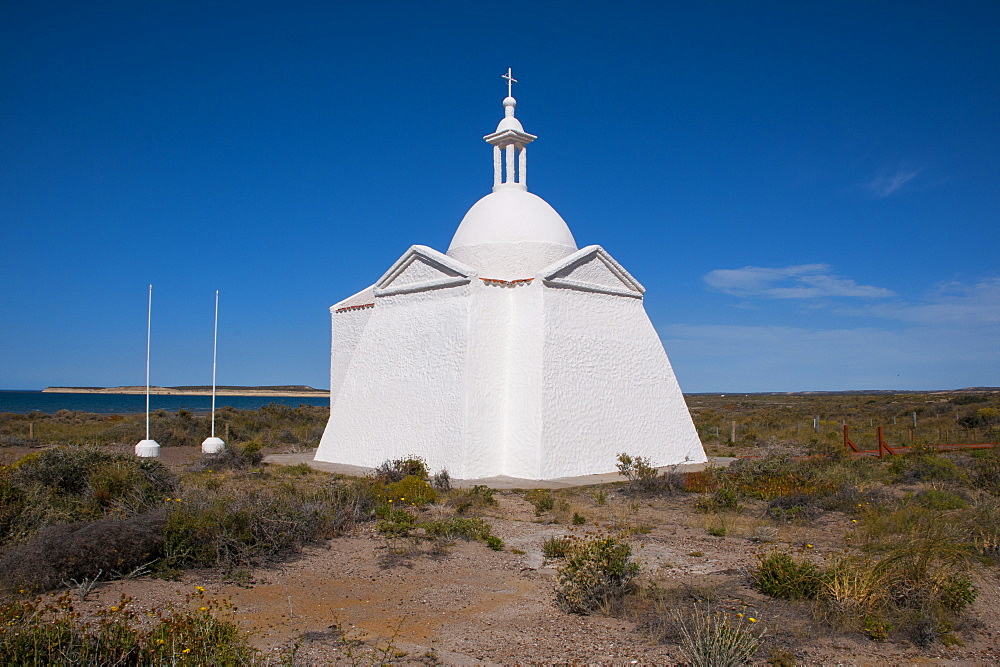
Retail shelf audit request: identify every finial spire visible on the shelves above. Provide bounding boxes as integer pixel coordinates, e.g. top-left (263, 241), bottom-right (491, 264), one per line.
top-left (484, 70), bottom-right (536, 192)
top-left (502, 67), bottom-right (517, 98)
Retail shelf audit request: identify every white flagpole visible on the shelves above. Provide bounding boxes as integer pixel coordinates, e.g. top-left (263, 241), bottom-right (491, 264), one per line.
top-left (211, 290), bottom-right (218, 438)
top-left (145, 284), bottom-right (152, 441)
top-left (136, 284), bottom-right (159, 456)
top-left (202, 289), bottom-right (225, 453)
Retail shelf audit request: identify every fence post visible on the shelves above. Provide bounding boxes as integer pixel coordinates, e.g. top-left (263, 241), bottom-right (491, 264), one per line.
top-left (814, 416), bottom-right (820, 434)
top-left (844, 424), bottom-right (860, 453)
top-left (730, 421), bottom-right (736, 444)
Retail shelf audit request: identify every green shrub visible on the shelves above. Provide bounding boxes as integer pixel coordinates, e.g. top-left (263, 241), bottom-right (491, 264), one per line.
top-left (162, 473), bottom-right (361, 573)
top-left (913, 489), bottom-right (969, 510)
top-left (431, 469), bottom-right (452, 492)
top-left (818, 484), bottom-right (893, 514)
top-left (0, 590), bottom-right (257, 664)
top-left (421, 517), bottom-right (491, 541)
top-left (0, 510), bottom-right (166, 595)
top-left (526, 490), bottom-right (555, 515)
top-left (939, 573), bottom-right (978, 611)
top-left (673, 605), bottom-right (764, 667)
top-left (753, 551), bottom-right (823, 600)
top-left (696, 486), bottom-right (740, 513)
top-left (555, 535), bottom-right (639, 614)
top-left (373, 456), bottom-right (429, 483)
top-left (815, 556), bottom-right (892, 630)
top-left (1, 447), bottom-right (176, 546)
top-left (189, 442), bottom-right (263, 472)
top-left (767, 493), bottom-right (820, 522)
top-left (377, 513), bottom-right (502, 550)
top-left (448, 484), bottom-right (496, 514)
top-left (888, 448), bottom-right (966, 484)
top-left (541, 536), bottom-right (572, 558)
top-left (375, 507), bottom-right (417, 537)
top-left (379, 475), bottom-right (438, 507)
top-left (970, 447), bottom-right (1000, 494)
top-left (831, 505), bottom-right (981, 641)
top-left (722, 453), bottom-right (831, 500)
top-left (964, 495), bottom-right (1000, 559)
top-left (616, 453), bottom-right (685, 495)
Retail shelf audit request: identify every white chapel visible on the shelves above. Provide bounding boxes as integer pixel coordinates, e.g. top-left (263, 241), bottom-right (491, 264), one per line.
top-left (315, 72), bottom-right (706, 480)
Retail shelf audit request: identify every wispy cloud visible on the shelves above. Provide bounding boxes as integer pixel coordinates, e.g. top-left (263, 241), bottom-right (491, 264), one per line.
top-left (841, 277), bottom-right (1000, 325)
top-left (867, 167), bottom-right (922, 198)
top-left (704, 264), bottom-right (895, 299)
top-left (664, 276), bottom-right (999, 391)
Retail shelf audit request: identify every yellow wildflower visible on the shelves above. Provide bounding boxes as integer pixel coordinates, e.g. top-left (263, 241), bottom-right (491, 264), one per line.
top-left (749, 617), bottom-right (757, 623)
top-left (182, 648), bottom-right (191, 653)
top-left (110, 606), bottom-right (119, 612)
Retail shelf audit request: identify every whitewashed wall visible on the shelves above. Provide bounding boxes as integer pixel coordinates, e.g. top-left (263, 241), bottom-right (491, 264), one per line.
top-left (315, 244), bottom-right (706, 480)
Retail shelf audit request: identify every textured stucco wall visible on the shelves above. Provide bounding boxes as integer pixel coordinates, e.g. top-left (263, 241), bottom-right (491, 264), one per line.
top-left (315, 245), bottom-right (706, 480)
top-left (538, 286), bottom-right (706, 478)
top-left (316, 284), bottom-right (472, 474)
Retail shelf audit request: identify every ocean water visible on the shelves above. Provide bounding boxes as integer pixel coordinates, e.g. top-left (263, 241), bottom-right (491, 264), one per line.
top-left (0, 391), bottom-right (329, 415)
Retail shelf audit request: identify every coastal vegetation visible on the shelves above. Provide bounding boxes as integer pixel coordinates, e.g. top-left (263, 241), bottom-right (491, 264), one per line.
top-left (0, 403), bottom-right (328, 450)
top-left (0, 390), bottom-right (996, 662)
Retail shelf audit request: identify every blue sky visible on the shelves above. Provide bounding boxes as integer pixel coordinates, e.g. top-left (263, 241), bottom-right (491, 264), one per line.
top-left (2, 1), bottom-right (997, 392)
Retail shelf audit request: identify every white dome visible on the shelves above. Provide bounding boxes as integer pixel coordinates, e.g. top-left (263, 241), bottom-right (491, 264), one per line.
top-left (447, 189), bottom-right (577, 279)
top-left (449, 189), bottom-right (576, 251)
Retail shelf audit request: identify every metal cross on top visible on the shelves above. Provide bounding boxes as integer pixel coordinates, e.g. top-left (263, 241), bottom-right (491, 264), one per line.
top-left (502, 67), bottom-right (517, 97)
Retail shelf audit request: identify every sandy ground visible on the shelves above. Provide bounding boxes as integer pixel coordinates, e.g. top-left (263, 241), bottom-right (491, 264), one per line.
top-left (6, 445), bottom-right (999, 664)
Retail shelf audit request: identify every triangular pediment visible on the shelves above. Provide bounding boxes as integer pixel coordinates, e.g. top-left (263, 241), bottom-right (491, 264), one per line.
top-left (331, 285), bottom-right (376, 313)
top-left (375, 245), bottom-right (476, 297)
top-left (539, 245), bottom-right (644, 298)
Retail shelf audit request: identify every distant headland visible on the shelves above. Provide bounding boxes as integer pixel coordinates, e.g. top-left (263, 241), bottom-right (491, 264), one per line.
top-left (43, 385), bottom-right (330, 397)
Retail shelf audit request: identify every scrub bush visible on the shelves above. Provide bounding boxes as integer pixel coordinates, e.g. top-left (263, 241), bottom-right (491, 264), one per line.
top-left (162, 471), bottom-right (369, 573)
top-left (447, 484), bottom-right (497, 514)
top-left (376, 511), bottom-right (503, 550)
top-left (555, 534), bottom-right (639, 614)
top-left (0, 590), bottom-right (257, 664)
top-left (674, 605), bottom-right (765, 667)
top-left (0, 447), bottom-right (176, 546)
top-left (913, 489), bottom-right (969, 511)
top-left (888, 447), bottom-right (966, 484)
top-left (526, 490), bottom-right (554, 515)
top-left (767, 494), bottom-right (821, 522)
top-left (541, 536), bottom-right (572, 558)
top-left (616, 453), bottom-right (685, 495)
top-left (431, 469), bottom-right (452, 492)
top-left (378, 474), bottom-right (438, 506)
top-left (0, 510), bottom-right (166, 595)
top-left (752, 551), bottom-right (824, 600)
top-left (373, 456), bottom-right (429, 483)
